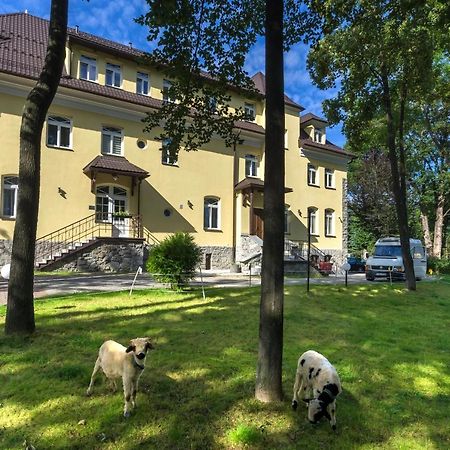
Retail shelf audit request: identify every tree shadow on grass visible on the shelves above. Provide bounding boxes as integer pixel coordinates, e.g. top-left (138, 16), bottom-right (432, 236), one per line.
top-left (1, 285), bottom-right (450, 448)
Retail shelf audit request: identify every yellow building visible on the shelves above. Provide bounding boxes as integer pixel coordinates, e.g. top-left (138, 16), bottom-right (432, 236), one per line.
top-left (0, 13), bottom-right (351, 272)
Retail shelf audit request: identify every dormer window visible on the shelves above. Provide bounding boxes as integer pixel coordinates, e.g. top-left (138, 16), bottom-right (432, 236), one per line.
top-left (106, 63), bottom-right (121, 88)
top-left (314, 128), bottom-right (324, 144)
top-left (244, 103), bottom-right (256, 121)
top-left (80, 55), bottom-right (97, 82)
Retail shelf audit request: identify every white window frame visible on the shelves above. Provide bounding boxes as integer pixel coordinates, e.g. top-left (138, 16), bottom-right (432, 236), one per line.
top-left (325, 168), bottom-right (335, 189)
top-left (314, 128), bottom-right (324, 144)
top-left (204, 197), bottom-right (220, 230)
top-left (308, 207), bottom-right (318, 236)
top-left (163, 79), bottom-right (175, 103)
top-left (47, 116), bottom-right (72, 149)
top-left (245, 154), bottom-right (258, 177)
top-left (101, 126), bottom-right (123, 156)
top-left (79, 55), bottom-right (97, 82)
top-left (161, 139), bottom-right (178, 166)
top-left (2, 175), bottom-right (19, 218)
top-left (284, 129), bottom-right (289, 150)
top-left (325, 209), bottom-right (335, 236)
top-left (105, 63), bottom-right (122, 88)
top-left (308, 164), bottom-right (318, 186)
top-left (244, 103), bottom-right (256, 121)
top-left (136, 71), bottom-right (149, 95)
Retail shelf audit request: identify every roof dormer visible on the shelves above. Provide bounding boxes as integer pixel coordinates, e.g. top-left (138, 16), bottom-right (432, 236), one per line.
top-left (301, 113), bottom-right (328, 144)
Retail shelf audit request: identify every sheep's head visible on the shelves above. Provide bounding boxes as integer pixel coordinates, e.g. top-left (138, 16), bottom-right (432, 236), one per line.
top-left (126, 337), bottom-right (155, 360)
top-left (307, 399), bottom-right (331, 424)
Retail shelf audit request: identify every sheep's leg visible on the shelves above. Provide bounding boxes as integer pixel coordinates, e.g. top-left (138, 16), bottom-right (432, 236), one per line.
top-left (109, 379), bottom-right (118, 393)
top-left (328, 400), bottom-right (337, 430)
top-left (292, 371), bottom-right (305, 410)
top-left (123, 378), bottom-right (133, 418)
top-left (86, 357), bottom-right (101, 396)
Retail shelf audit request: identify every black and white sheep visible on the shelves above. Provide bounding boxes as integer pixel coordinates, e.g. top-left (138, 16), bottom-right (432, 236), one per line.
top-left (86, 337), bottom-right (154, 417)
top-left (291, 350), bottom-right (342, 429)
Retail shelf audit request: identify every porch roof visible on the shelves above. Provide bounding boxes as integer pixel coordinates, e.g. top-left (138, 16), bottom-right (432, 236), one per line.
top-left (83, 155), bottom-right (150, 179)
top-left (234, 177), bottom-right (293, 193)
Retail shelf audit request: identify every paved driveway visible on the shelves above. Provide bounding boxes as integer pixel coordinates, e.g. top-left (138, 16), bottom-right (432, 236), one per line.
top-left (0, 272), bottom-right (373, 305)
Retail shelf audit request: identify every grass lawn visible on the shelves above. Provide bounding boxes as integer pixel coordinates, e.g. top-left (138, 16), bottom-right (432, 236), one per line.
top-left (1, 278), bottom-right (449, 449)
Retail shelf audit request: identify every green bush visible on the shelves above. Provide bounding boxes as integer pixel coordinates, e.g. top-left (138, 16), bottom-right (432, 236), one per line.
top-left (146, 233), bottom-right (202, 289)
top-left (428, 257), bottom-right (450, 275)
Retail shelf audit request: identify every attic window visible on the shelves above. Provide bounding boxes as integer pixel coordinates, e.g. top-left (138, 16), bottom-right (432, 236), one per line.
top-left (314, 128), bottom-right (324, 144)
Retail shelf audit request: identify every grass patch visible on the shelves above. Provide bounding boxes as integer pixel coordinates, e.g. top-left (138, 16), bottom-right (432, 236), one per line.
top-left (0, 281), bottom-right (449, 449)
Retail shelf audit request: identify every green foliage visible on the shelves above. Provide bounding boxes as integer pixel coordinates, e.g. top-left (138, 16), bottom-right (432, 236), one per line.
top-left (427, 257), bottom-right (450, 275)
top-left (1, 282), bottom-right (450, 448)
top-left (228, 423), bottom-right (262, 447)
top-left (146, 232), bottom-right (201, 288)
top-left (347, 215), bottom-right (377, 256)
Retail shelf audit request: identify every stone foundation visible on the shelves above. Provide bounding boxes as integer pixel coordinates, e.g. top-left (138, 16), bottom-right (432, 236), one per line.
top-left (55, 240), bottom-right (145, 273)
top-left (200, 246), bottom-right (234, 270)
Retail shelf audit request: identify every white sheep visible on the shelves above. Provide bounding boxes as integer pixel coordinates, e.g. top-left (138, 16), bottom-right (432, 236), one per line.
top-left (291, 350), bottom-right (342, 429)
top-left (86, 337), bottom-right (154, 417)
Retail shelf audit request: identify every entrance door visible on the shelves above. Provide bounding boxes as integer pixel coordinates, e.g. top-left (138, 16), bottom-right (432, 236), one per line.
top-left (251, 208), bottom-right (264, 239)
top-left (96, 186), bottom-right (129, 237)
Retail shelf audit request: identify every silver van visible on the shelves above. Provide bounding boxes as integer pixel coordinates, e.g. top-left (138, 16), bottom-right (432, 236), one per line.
top-left (365, 237), bottom-right (427, 281)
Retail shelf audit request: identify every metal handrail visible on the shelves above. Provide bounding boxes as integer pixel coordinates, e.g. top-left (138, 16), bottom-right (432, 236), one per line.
top-left (284, 239), bottom-right (327, 261)
top-left (35, 213), bottom-right (145, 266)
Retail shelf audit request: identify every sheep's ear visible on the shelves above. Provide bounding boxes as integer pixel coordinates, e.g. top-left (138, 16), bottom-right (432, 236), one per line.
top-left (145, 340), bottom-right (155, 351)
top-left (125, 345), bottom-right (135, 353)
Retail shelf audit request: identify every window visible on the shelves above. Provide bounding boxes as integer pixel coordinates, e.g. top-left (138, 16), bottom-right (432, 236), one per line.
top-left (325, 209), bottom-right (335, 236)
top-left (161, 139), bottom-right (178, 165)
top-left (244, 103), bottom-right (256, 121)
top-left (308, 164), bottom-right (318, 186)
top-left (47, 116), bottom-right (72, 149)
top-left (106, 63), bottom-right (121, 88)
top-left (284, 129), bottom-right (289, 149)
top-left (308, 207), bottom-right (318, 235)
top-left (245, 154), bottom-right (258, 177)
top-left (204, 197), bottom-right (220, 230)
top-left (101, 127), bottom-right (123, 155)
top-left (325, 168), bottom-right (335, 189)
top-left (163, 79), bottom-right (174, 103)
top-left (314, 128), bottom-right (324, 143)
top-left (80, 55), bottom-right (97, 81)
top-left (136, 72), bottom-right (149, 95)
top-left (2, 176), bottom-right (19, 218)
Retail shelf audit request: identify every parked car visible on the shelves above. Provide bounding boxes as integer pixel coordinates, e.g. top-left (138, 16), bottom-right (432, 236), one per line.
top-left (347, 256), bottom-right (366, 272)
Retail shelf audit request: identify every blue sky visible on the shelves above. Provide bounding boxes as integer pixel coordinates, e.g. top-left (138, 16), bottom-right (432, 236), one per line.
top-left (0, 0), bottom-right (345, 147)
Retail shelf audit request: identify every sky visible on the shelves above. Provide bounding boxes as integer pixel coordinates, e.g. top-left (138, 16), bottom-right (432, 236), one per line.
top-left (0, 0), bottom-right (345, 147)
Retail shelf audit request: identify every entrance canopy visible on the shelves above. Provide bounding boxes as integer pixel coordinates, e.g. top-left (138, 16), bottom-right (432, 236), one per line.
top-left (83, 155), bottom-right (149, 194)
top-left (234, 177), bottom-right (293, 193)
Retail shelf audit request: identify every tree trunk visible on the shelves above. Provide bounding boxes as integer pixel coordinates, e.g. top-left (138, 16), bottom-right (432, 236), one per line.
top-left (5, 0), bottom-right (68, 334)
top-left (255, 0), bottom-right (285, 403)
top-left (381, 71), bottom-right (416, 290)
top-left (420, 210), bottom-right (433, 256)
top-left (432, 193), bottom-right (445, 258)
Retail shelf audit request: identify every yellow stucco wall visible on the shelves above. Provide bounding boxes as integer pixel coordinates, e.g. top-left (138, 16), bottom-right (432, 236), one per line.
top-left (1, 44), bottom-right (349, 253)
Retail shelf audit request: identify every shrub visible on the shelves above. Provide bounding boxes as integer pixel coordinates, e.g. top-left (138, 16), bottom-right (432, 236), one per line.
top-left (146, 233), bottom-right (202, 289)
top-left (428, 257), bottom-right (450, 275)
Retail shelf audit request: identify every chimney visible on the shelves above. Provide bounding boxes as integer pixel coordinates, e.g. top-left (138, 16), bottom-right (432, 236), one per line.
top-left (24, 9), bottom-right (28, 14)
top-left (129, 42), bottom-right (133, 48)
top-left (75, 25), bottom-right (79, 34)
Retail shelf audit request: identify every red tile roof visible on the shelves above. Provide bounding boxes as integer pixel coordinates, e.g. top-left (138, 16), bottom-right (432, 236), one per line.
top-left (251, 71), bottom-right (304, 111)
top-left (301, 112), bottom-right (328, 125)
top-left (0, 12), bottom-right (265, 136)
top-left (234, 177), bottom-right (293, 193)
top-left (299, 130), bottom-right (351, 158)
top-left (83, 155), bottom-right (150, 179)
